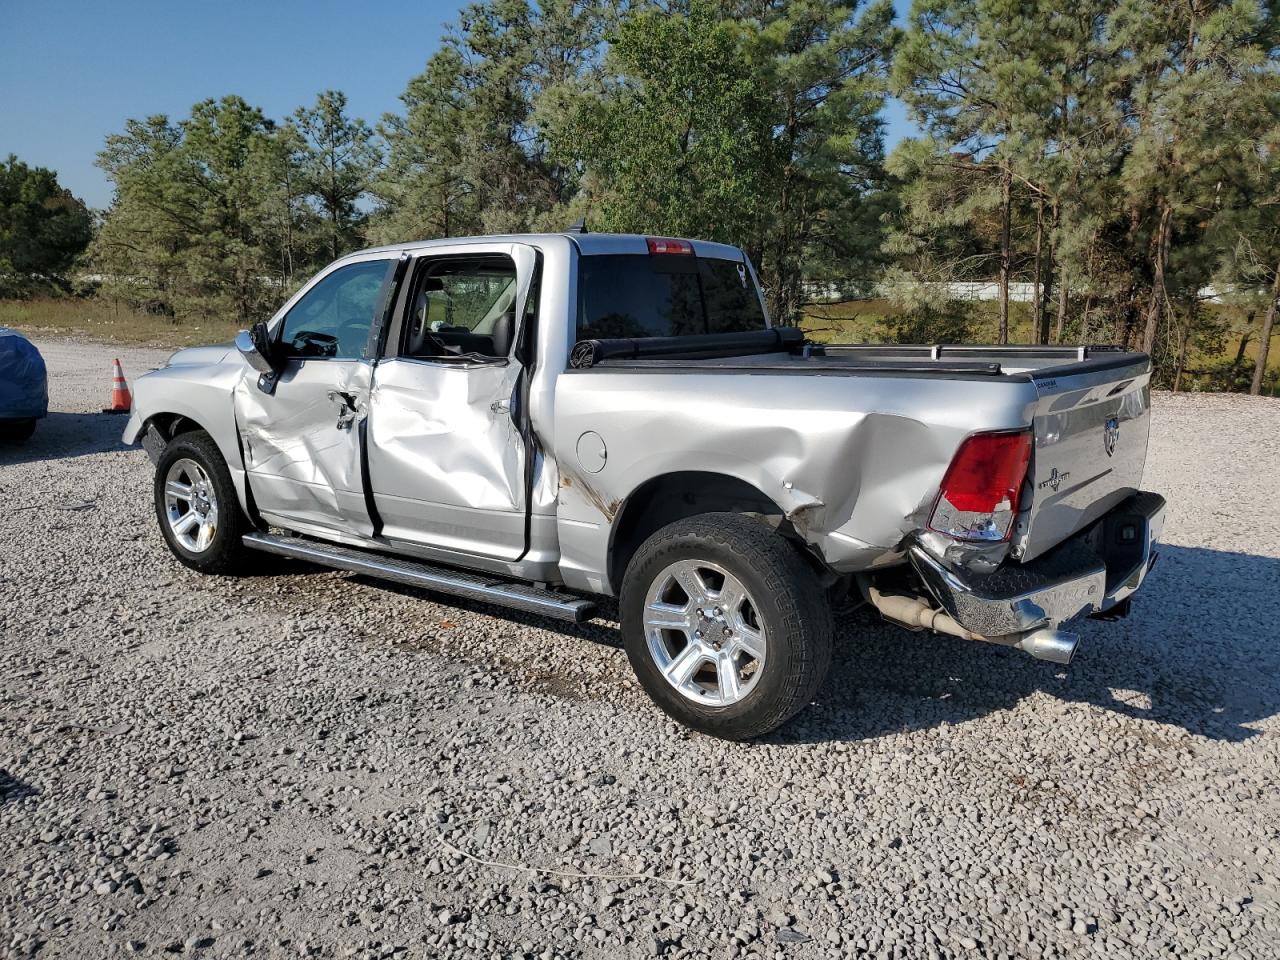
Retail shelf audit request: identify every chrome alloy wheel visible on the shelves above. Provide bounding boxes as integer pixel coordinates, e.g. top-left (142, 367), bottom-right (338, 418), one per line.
top-left (163, 458), bottom-right (219, 553)
top-left (642, 559), bottom-right (766, 706)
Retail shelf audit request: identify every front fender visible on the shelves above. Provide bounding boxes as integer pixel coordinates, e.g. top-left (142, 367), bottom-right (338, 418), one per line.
top-left (125, 360), bottom-right (251, 512)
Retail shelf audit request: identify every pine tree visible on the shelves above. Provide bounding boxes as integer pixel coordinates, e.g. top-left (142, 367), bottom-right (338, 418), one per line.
top-left (372, 0), bottom-right (611, 242)
top-left (92, 97), bottom-right (289, 321)
top-left (0, 155), bottom-right (93, 295)
top-left (574, 0), bottom-right (896, 323)
top-left (292, 91), bottom-right (380, 262)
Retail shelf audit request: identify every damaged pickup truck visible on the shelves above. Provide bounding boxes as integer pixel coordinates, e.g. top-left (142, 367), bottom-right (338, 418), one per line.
top-left (124, 232), bottom-right (1164, 739)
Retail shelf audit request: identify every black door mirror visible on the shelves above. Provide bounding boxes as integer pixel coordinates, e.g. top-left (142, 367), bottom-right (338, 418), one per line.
top-left (235, 322), bottom-right (277, 376)
top-left (251, 321), bottom-right (275, 362)
top-left (236, 321), bottom-right (281, 393)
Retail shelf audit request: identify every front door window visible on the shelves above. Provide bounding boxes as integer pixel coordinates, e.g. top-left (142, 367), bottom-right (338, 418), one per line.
top-left (278, 259), bottom-right (390, 359)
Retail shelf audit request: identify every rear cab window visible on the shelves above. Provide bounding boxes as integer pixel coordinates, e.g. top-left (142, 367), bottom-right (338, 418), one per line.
top-left (577, 253), bottom-right (766, 341)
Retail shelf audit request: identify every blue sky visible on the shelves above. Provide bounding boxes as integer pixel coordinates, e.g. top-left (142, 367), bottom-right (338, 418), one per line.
top-left (1, 0), bottom-right (915, 210)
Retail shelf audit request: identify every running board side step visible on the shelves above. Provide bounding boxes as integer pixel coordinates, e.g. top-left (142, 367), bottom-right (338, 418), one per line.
top-left (242, 531), bottom-right (597, 623)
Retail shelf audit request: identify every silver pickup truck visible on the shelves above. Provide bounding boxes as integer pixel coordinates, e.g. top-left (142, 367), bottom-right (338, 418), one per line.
top-left (124, 232), bottom-right (1164, 739)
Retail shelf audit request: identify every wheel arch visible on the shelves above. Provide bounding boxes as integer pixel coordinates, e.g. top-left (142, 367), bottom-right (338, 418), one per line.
top-left (145, 412), bottom-right (205, 441)
top-left (139, 407), bottom-right (253, 521)
top-left (606, 471), bottom-right (787, 592)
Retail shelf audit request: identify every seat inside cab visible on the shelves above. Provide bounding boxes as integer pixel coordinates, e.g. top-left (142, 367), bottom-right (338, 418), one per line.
top-left (404, 257), bottom-right (517, 360)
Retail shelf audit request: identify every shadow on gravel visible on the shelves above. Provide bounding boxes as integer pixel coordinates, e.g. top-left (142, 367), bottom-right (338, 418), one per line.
top-left (349, 576), bottom-right (625, 650)
top-left (777, 544), bottom-right (1280, 746)
top-left (0, 411), bottom-right (130, 466)
top-left (246, 539), bottom-right (1279, 745)
top-left (0, 769), bottom-right (39, 804)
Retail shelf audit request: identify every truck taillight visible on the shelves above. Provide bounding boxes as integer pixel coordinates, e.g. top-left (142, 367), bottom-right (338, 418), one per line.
top-left (928, 429), bottom-right (1033, 542)
top-left (646, 237), bottom-right (693, 255)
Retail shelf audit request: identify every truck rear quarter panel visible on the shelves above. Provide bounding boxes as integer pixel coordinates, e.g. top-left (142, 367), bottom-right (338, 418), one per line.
top-left (551, 368), bottom-right (1040, 594)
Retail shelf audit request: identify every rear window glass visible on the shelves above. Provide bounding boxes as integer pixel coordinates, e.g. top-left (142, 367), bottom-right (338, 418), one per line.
top-left (577, 254), bottom-right (766, 341)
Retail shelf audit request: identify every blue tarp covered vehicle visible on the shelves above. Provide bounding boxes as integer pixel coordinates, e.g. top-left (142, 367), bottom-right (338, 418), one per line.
top-left (0, 327), bottom-right (48, 442)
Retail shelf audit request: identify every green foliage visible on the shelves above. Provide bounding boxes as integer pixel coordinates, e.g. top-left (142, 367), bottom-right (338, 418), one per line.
top-left (293, 91), bottom-right (381, 261)
top-left (76, 0), bottom-right (1280, 392)
top-left (371, 0), bottom-right (612, 242)
top-left (90, 94), bottom-right (380, 322)
top-left (570, 0), bottom-right (897, 323)
top-left (887, 0), bottom-right (1280, 384)
top-left (0, 155), bottom-right (93, 296)
top-left (885, 301), bottom-right (978, 344)
top-left (575, 0), bottom-right (770, 242)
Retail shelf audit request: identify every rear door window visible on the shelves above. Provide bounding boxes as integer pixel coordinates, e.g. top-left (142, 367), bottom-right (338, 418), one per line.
top-left (577, 254), bottom-right (766, 341)
top-left (402, 256), bottom-right (518, 359)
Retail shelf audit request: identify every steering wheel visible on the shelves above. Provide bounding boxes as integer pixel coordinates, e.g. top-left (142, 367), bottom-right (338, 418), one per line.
top-left (291, 330), bottom-right (339, 358)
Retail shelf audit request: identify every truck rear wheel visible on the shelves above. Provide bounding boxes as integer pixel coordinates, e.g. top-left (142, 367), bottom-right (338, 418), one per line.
top-left (619, 513), bottom-right (833, 740)
top-left (154, 430), bottom-right (253, 575)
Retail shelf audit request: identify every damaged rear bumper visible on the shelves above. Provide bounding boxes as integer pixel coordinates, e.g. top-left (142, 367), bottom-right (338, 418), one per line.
top-left (908, 491), bottom-right (1166, 638)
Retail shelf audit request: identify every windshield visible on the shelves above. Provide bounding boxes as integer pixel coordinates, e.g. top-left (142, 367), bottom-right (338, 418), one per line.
top-left (577, 254), bottom-right (766, 341)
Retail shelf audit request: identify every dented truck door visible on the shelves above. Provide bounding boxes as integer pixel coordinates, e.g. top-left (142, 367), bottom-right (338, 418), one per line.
top-left (234, 255), bottom-right (395, 538)
top-left (364, 243), bottom-right (538, 561)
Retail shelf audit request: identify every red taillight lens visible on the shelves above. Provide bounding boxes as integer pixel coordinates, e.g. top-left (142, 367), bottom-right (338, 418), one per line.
top-left (646, 237), bottom-right (694, 255)
top-left (928, 429), bottom-right (1032, 541)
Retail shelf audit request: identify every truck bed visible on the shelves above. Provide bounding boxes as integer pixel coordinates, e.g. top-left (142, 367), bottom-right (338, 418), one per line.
top-left (815, 344), bottom-right (1154, 563)
top-left (593, 341), bottom-right (1146, 383)
top-left (578, 335), bottom-right (1154, 566)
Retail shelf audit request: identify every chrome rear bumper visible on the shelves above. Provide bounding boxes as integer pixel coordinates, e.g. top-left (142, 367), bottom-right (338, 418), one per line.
top-left (909, 491), bottom-right (1165, 638)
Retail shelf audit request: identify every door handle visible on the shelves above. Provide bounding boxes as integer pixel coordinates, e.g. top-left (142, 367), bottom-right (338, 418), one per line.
top-left (490, 399), bottom-right (511, 415)
top-left (328, 391), bottom-right (361, 431)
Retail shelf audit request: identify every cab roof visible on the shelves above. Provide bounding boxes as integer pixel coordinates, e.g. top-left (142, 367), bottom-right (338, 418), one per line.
top-left (345, 232), bottom-right (747, 263)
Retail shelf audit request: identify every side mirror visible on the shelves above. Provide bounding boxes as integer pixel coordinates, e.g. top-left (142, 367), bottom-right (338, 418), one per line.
top-left (235, 322), bottom-right (277, 377)
top-left (236, 322), bottom-right (281, 394)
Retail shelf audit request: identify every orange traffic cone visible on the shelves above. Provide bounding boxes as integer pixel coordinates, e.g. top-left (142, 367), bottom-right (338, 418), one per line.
top-left (103, 359), bottom-right (132, 414)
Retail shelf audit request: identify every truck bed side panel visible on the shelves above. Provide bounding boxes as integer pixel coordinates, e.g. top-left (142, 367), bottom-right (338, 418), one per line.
top-left (551, 368), bottom-right (1038, 594)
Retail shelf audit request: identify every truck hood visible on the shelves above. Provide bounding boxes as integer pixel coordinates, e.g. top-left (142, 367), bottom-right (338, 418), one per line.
top-left (167, 343), bottom-right (235, 367)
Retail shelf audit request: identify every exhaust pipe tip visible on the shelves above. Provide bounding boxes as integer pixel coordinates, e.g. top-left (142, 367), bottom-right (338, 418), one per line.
top-left (1015, 629), bottom-right (1079, 665)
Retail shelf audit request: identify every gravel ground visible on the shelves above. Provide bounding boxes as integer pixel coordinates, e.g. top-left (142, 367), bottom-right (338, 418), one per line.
top-left (2, 339), bottom-right (1278, 960)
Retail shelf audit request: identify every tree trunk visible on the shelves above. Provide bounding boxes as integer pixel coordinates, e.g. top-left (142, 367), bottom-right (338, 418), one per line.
top-left (1141, 202), bottom-right (1174, 355)
top-left (1055, 270), bottom-right (1068, 343)
top-left (1040, 240), bottom-right (1056, 345)
top-left (1030, 195), bottom-right (1045, 344)
top-left (1173, 301), bottom-right (1193, 392)
top-left (1252, 262), bottom-right (1280, 396)
top-left (1233, 313), bottom-right (1253, 367)
top-left (1116, 206), bottom-right (1142, 348)
top-left (768, 108), bottom-right (799, 325)
top-left (998, 164), bottom-right (1012, 345)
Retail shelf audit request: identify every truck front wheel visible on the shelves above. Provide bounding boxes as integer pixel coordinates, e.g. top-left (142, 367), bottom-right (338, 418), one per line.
top-left (153, 430), bottom-right (253, 575)
top-left (619, 513), bottom-right (833, 740)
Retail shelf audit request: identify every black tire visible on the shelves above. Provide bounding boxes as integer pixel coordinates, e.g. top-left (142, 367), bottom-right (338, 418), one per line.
top-left (153, 430), bottom-right (253, 575)
top-left (0, 418), bottom-right (37, 443)
top-left (619, 512), bottom-right (833, 740)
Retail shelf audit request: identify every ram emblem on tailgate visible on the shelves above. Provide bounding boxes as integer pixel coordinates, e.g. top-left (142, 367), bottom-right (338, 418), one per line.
top-left (1104, 417), bottom-right (1120, 457)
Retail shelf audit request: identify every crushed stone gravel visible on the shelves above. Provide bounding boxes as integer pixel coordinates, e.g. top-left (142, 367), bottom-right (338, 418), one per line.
top-left (1, 338), bottom-right (1278, 959)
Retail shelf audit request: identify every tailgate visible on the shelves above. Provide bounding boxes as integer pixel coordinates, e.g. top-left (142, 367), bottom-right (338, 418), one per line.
top-left (1013, 354), bottom-right (1152, 562)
